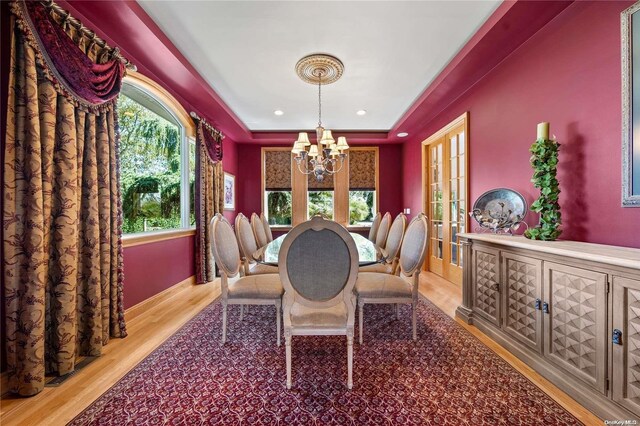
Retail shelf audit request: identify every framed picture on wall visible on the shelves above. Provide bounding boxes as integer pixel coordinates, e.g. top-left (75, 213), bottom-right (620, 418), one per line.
top-left (622, 3), bottom-right (640, 206)
top-left (224, 172), bottom-right (235, 211)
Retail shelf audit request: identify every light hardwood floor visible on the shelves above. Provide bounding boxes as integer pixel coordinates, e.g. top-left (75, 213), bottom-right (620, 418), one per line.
top-left (1, 272), bottom-right (602, 425)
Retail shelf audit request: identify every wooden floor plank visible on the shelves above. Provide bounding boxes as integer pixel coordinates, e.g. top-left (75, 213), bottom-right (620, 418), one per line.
top-left (1, 272), bottom-right (602, 425)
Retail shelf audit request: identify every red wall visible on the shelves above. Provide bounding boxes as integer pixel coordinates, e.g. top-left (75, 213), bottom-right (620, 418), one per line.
top-left (235, 143), bottom-right (404, 220)
top-left (402, 0), bottom-right (640, 249)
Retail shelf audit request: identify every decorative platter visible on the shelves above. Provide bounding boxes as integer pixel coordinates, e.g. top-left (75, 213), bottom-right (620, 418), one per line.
top-left (471, 188), bottom-right (528, 232)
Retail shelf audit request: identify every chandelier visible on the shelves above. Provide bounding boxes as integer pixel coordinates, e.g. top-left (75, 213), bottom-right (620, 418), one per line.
top-left (291, 54), bottom-right (349, 182)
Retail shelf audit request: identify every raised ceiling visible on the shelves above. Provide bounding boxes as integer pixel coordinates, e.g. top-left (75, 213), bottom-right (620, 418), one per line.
top-left (138, 1), bottom-right (500, 132)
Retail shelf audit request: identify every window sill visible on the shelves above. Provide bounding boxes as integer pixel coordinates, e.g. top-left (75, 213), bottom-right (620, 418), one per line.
top-left (122, 228), bottom-right (196, 248)
top-left (347, 226), bottom-right (371, 232)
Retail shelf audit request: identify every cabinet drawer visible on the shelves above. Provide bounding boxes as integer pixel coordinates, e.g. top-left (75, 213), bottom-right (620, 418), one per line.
top-left (543, 262), bottom-right (607, 394)
top-left (501, 252), bottom-right (542, 353)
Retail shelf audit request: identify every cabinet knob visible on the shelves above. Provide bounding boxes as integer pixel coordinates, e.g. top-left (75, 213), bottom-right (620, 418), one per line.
top-left (542, 302), bottom-right (549, 314)
top-left (535, 299), bottom-right (542, 310)
top-left (613, 329), bottom-right (623, 345)
top-left (492, 283), bottom-right (499, 291)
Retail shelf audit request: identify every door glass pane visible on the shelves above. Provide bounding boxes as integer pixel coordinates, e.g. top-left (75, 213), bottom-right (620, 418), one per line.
top-left (459, 154), bottom-right (465, 177)
top-left (459, 133), bottom-right (465, 154)
top-left (450, 200), bottom-right (458, 223)
top-left (433, 202), bottom-right (442, 220)
top-left (450, 136), bottom-right (457, 157)
top-left (451, 242), bottom-right (458, 265)
top-left (459, 178), bottom-right (465, 200)
top-left (451, 158), bottom-right (457, 178)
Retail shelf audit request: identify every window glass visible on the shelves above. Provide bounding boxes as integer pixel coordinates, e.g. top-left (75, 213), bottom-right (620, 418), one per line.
top-left (265, 191), bottom-right (292, 225)
top-left (308, 190), bottom-right (334, 220)
top-left (349, 190), bottom-right (375, 225)
top-left (118, 83), bottom-right (187, 234)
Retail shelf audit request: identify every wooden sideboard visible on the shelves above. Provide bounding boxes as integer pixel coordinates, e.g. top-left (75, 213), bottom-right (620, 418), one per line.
top-left (456, 233), bottom-right (640, 421)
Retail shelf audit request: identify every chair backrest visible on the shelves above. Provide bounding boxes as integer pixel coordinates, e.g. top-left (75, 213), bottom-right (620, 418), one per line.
top-left (251, 213), bottom-right (269, 247)
top-left (279, 216), bottom-right (358, 308)
top-left (235, 213), bottom-right (258, 263)
top-left (260, 212), bottom-right (274, 242)
top-left (368, 212), bottom-right (382, 242)
top-left (399, 213), bottom-right (429, 276)
top-left (210, 215), bottom-right (241, 277)
top-left (384, 213), bottom-right (407, 262)
top-left (374, 212), bottom-right (392, 248)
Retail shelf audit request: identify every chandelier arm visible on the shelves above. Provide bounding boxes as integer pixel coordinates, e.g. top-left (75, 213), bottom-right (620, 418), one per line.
top-left (296, 157), bottom-right (313, 175)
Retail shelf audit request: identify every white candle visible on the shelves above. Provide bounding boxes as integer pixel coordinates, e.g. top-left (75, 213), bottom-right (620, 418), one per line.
top-left (537, 122), bottom-right (549, 140)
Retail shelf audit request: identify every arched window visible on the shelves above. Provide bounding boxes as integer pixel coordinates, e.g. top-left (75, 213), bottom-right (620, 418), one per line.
top-left (117, 71), bottom-right (196, 235)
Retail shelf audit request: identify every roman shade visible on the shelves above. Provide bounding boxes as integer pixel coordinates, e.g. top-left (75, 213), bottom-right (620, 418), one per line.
top-left (264, 150), bottom-right (292, 191)
top-left (349, 149), bottom-right (376, 190)
top-left (308, 170), bottom-right (335, 189)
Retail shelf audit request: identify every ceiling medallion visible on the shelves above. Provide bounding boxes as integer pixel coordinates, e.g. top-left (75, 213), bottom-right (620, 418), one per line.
top-left (295, 54), bottom-right (345, 85)
top-left (291, 54), bottom-right (349, 182)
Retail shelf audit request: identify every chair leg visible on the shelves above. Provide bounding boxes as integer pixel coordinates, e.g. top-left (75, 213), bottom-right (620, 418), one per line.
top-left (396, 303), bottom-right (400, 320)
top-left (412, 300), bottom-right (417, 341)
top-left (285, 333), bottom-right (292, 389)
top-left (358, 300), bottom-right (364, 345)
top-left (240, 304), bottom-right (244, 321)
top-left (221, 301), bottom-right (228, 345)
top-left (275, 300), bottom-right (281, 347)
top-left (347, 334), bottom-right (354, 390)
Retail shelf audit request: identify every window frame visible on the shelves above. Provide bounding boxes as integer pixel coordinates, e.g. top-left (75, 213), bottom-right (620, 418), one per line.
top-left (261, 147), bottom-right (294, 228)
top-left (347, 147), bottom-right (380, 226)
top-left (119, 71), bottom-right (196, 245)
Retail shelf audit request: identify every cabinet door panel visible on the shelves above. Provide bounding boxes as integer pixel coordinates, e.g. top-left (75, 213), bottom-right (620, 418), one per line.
top-left (612, 276), bottom-right (640, 415)
top-left (502, 252), bottom-right (542, 353)
top-left (543, 262), bottom-right (607, 394)
top-left (472, 246), bottom-right (500, 326)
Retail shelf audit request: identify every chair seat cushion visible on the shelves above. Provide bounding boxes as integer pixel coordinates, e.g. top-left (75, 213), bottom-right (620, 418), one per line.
top-left (247, 263), bottom-right (279, 275)
top-left (356, 272), bottom-right (412, 299)
top-left (359, 262), bottom-right (394, 274)
top-left (290, 302), bottom-right (347, 328)
top-left (228, 274), bottom-right (283, 299)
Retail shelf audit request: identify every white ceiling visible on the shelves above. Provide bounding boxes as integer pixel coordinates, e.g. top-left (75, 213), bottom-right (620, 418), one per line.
top-left (139, 1), bottom-right (500, 132)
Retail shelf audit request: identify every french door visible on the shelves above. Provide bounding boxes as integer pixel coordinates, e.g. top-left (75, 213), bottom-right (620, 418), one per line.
top-left (423, 113), bottom-right (468, 285)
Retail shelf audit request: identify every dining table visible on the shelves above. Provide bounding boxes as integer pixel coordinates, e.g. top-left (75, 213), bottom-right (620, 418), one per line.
top-left (252, 232), bottom-right (387, 266)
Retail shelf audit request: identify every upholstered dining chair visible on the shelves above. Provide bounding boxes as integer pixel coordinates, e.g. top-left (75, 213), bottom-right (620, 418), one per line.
top-left (251, 212), bottom-right (269, 247)
top-left (368, 212), bottom-right (382, 243)
top-left (235, 213), bottom-right (278, 276)
top-left (260, 212), bottom-right (274, 243)
top-left (279, 216), bottom-right (359, 389)
top-left (355, 213), bottom-right (429, 344)
top-left (374, 212), bottom-right (392, 248)
top-left (360, 213), bottom-right (406, 274)
top-left (210, 215), bottom-right (284, 345)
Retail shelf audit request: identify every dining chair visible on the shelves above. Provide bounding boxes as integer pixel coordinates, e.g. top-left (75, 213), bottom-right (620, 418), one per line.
top-left (260, 212), bottom-right (274, 243)
top-left (251, 212), bottom-right (269, 247)
top-left (368, 212), bottom-right (382, 243)
top-left (279, 216), bottom-right (359, 389)
top-left (355, 213), bottom-right (428, 344)
top-left (374, 212), bottom-right (392, 248)
top-left (360, 213), bottom-right (406, 274)
top-left (235, 213), bottom-right (278, 276)
top-left (210, 215), bottom-right (283, 345)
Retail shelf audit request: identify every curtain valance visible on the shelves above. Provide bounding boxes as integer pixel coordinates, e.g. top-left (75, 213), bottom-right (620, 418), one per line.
top-left (10, 0), bottom-right (133, 110)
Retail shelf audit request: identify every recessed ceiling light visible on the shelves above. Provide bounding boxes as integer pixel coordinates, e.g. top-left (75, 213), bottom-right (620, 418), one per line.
top-left (397, 132), bottom-right (409, 137)
top-left (274, 110), bottom-right (284, 116)
top-left (356, 110), bottom-right (367, 116)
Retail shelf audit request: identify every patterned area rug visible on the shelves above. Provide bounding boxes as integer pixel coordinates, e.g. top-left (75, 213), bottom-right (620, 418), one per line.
top-left (70, 300), bottom-right (583, 425)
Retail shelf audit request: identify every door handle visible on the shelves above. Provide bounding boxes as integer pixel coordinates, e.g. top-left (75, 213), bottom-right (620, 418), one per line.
top-left (491, 283), bottom-right (499, 291)
top-left (534, 298), bottom-right (541, 310)
top-left (542, 302), bottom-right (549, 314)
top-left (613, 329), bottom-right (623, 345)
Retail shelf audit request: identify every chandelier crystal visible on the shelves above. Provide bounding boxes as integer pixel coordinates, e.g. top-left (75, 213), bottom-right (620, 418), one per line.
top-left (292, 54), bottom-right (349, 182)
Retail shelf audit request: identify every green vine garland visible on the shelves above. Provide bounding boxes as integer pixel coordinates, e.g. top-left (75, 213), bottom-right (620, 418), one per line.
top-left (524, 137), bottom-right (562, 241)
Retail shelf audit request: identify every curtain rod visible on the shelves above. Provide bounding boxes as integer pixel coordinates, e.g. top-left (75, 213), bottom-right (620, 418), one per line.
top-left (41, 0), bottom-right (136, 71)
top-left (190, 111), bottom-right (224, 139)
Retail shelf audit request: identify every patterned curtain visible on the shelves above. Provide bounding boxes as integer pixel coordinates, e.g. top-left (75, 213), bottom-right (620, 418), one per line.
top-left (194, 119), bottom-right (224, 284)
top-left (3, 0), bottom-right (129, 396)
